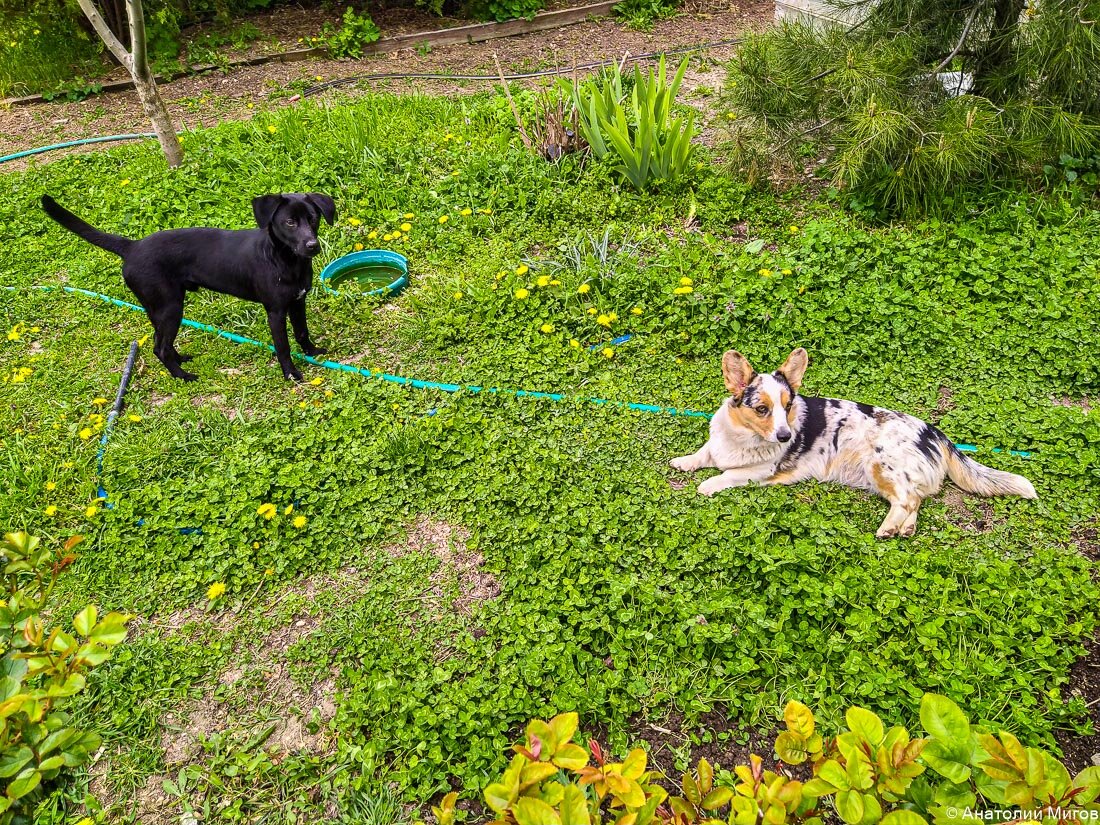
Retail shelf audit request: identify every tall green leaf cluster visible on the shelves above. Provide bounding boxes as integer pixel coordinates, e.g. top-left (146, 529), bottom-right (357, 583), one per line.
top-left (726, 0), bottom-right (1100, 214)
top-left (568, 56), bottom-right (697, 191)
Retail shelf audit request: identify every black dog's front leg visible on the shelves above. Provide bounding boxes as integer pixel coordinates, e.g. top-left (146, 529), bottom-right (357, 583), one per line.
top-left (266, 307), bottom-right (303, 381)
top-left (289, 298), bottom-right (326, 357)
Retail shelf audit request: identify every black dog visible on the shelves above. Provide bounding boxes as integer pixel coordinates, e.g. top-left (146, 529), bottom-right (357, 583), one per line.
top-left (41, 193), bottom-right (336, 381)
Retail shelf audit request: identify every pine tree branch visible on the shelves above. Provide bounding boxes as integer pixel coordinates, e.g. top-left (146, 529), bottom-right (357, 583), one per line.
top-left (75, 0), bottom-right (132, 70)
top-left (932, 2), bottom-right (984, 75)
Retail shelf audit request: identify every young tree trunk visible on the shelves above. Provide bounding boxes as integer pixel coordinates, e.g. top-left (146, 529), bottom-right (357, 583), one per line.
top-left (973, 0), bottom-right (1026, 99)
top-left (74, 0), bottom-right (183, 167)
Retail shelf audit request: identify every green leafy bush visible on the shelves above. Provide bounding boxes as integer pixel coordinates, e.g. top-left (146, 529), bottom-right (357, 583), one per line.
top-left (316, 6), bottom-right (381, 59)
top-left (465, 0), bottom-right (545, 22)
top-left (0, 531), bottom-right (130, 824)
top-left (612, 0), bottom-right (680, 31)
top-left (569, 57), bottom-right (697, 191)
top-left (484, 702), bottom-right (1100, 825)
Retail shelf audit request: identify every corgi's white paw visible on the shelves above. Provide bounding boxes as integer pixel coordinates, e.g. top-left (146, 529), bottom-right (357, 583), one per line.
top-left (697, 476), bottom-right (726, 497)
top-left (670, 455), bottom-right (697, 472)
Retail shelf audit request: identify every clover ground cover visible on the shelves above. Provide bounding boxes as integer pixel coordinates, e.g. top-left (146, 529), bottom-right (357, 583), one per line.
top-left (0, 91), bottom-right (1097, 822)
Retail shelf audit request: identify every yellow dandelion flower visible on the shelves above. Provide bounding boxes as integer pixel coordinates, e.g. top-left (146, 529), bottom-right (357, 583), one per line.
top-left (540, 323), bottom-right (554, 333)
top-left (309, 377), bottom-right (323, 386)
top-left (45, 505), bottom-right (57, 516)
top-left (315, 75), bottom-right (323, 81)
top-left (298, 401), bottom-right (307, 408)
top-left (45, 481), bottom-right (56, 491)
top-left (578, 284), bottom-right (591, 294)
top-left (514, 288), bottom-right (529, 300)
top-left (781, 268), bottom-right (792, 275)
top-left (247, 102), bottom-right (254, 109)
top-left (348, 217), bottom-right (362, 226)
top-left (602, 348), bottom-right (615, 359)
top-left (536, 275), bottom-right (551, 287)
top-left (367, 230), bottom-right (378, 239)
top-left (608, 312), bottom-right (618, 322)
top-left (460, 208), bottom-right (472, 216)
top-left (78, 428), bottom-right (92, 440)
top-left (324, 389), bottom-right (334, 398)
top-left (292, 515), bottom-right (307, 528)
top-left (253, 541), bottom-right (260, 549)
top-left (451, 171), bottom-right (460, 177)
top-left (404, 213), bottom-right (415, 219)
top-left (89, 413), bottom-right (104, 424)
top-left (257, 502), bottom-right (277, 520)
top-left (550, 279), bottom-right (561, 286)
top-left (267, 125), bottom-right (277, 134)
top-left (439, 215), bottom-right (449, 224)
top-left (587, 308), bottom-right (598, 315)
top-left (400, 222), bottom-right (412, 232)
top-left (597, 314), bottom-right (612, 327)
top-left (207, 582), bottom-right (226, 600)
top-left (265, 567), bottom-right (274, 576)
top-left (673, 286), bottom-right (694, 295)
top-left (453, 292), bottom-right (463, 300)
top-left (631, 307), bottom-right (643, 316)
top-left (84, 504), bottom-right (98, 518)
top-left (63, 461), bottom-right (73, 468)
top-left (6, 324), bottom-right (22, 341)
top-left (789, 225), bottom-right (799, 233)
top-left (478, 208), bottom-right (492, 214)
top-left (285, 503), bottom-right (295, 514)
top-left (570, 339), bottom-right (580, 348)
top-left (30, 326), bottom-right (39, 332)
top-left (127, 414), bottom-right (142, 422)
top-left (679, 277), bottom-right (693, 286)
top-left (515, 264), bottom-right (529, 276)
top-left (92, 397), bottom-right (108, 406)
top-left (120, 179), bottom-right (130, 186)
top-left (759, 268), bottom-right (772, 276)
top-left (355, 243), bottom-right (365, 251)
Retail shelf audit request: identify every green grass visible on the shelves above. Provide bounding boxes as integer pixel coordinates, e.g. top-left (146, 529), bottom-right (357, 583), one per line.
top-left (1, 91), bottom-right (1098, 822)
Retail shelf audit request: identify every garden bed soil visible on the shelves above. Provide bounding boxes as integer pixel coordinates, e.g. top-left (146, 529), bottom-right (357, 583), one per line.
top-left (0, 0), bottom-right (769, 163)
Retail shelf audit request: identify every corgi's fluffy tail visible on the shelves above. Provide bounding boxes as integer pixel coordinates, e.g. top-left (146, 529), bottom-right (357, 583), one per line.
top-left (945, 447), bottom-right (1037, 499)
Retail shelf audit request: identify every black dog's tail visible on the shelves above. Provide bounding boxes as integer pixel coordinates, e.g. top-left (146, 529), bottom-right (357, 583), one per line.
top-left (41, 195), bottom-right (134, 258)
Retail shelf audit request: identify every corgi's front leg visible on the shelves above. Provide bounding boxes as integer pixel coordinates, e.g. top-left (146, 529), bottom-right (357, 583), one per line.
top-left (671, 443), bottom-right (713, 473)
top-left (697, 466), bottom-right (772, 497)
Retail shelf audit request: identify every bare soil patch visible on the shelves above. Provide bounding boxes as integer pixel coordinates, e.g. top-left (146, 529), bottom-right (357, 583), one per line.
top-left (1055, 634), bottom-right (1100, 773)
top-left (0, 0), bottom-right (770, 165)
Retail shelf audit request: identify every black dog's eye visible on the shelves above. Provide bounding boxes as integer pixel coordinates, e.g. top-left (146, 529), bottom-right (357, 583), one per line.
top-left (755, 405), bottom-right (769, 416)
top-left (285, 218), bottom-right (297, 227)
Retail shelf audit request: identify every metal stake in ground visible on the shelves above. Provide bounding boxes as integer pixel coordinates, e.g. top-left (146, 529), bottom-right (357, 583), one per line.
top-left (96, 341), bottom-right (140, 505)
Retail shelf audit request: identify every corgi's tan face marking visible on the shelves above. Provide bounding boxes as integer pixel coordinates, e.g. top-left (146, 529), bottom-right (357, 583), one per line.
top-left (727, 398), bottom-right (774, 439)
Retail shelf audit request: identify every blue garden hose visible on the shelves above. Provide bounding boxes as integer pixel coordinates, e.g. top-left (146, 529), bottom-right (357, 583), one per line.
top-left (8, 283), bottom-right (1032, 457)
top-left (0, 133), bottom-right (157, 165)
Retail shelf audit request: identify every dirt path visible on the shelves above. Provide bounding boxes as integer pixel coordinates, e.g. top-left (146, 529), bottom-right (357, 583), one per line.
top-left (0, 0), bottom-right (770, 164)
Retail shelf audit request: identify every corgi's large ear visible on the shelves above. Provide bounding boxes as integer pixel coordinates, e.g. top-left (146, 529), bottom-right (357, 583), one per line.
top-left (722, 350), bottom-right (756, 400)
top-left (778, 347), bottom-right (809, 391)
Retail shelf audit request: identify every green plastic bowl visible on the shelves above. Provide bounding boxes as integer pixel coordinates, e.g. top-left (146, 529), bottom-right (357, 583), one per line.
top-left (319, 249), bottom-right (408, 297)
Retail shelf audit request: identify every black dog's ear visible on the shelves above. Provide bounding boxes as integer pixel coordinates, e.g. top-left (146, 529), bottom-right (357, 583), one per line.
top-left (252, 194), bottom-right (284, 229)
top-left (305, 193), bottom-right (336, 226)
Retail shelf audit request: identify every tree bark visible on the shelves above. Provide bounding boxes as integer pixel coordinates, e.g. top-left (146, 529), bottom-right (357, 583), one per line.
top-left (973, 0), bottom-right (1025, 99)
top-left (75, 0), bottom-right (183, 167)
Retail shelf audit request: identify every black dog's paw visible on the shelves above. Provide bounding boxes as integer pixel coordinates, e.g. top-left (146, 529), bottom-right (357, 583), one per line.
top-left (177, 353), bottom-right (195, 363)
top-left (284, 369), bottom-right (304, 382)
top-left (302, 346), bottom-right (328, 357)
top-left (177, 371), bottom-right (199, 382)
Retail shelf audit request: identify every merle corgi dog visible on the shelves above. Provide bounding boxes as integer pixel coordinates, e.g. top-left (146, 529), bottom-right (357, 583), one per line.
top-left (670, 348), bottom-right (1036, 538)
